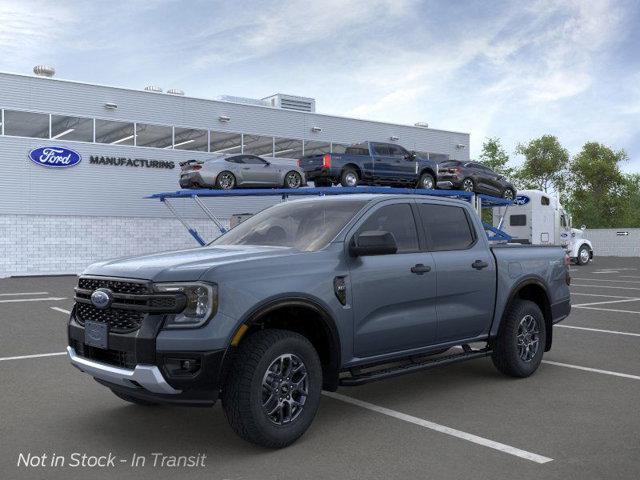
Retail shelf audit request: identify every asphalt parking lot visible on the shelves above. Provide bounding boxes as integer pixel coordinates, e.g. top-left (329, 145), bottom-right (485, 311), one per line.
top-left (1, 257), bottom-right (639, 480)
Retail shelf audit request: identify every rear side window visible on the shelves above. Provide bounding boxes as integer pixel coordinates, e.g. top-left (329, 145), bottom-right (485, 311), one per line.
top-left (510, 215), bottom-right (527, 226)
top-left (345, 143), bottom-right (369, 156)
top-left (372, 144), bottom-right (390, 156)
top-left (418, 204), bottom-right (475, 251)
top-left (357, 204), bottom-right (419, 253)
top-left (226, 156), bottom-right (244, 164)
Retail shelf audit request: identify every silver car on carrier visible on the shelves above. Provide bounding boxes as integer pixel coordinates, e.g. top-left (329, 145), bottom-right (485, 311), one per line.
top-left (179, 154), bottom-right (307, 190)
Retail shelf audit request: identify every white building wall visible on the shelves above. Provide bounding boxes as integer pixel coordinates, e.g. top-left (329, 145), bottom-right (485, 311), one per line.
top-left (583, 229), bottom-right (640, 257)
top-left (0, 215), bottom-right (227, 277)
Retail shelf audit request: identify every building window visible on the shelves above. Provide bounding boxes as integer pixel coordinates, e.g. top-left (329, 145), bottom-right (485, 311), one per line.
top-left (95, 119), bottom-right (135, 145)
top-left (3, 110), bottom-right (50, 139)
top-left (243, 134), bottom-right (274, 156)
top-left (303, 140), bottom-right (331, 156)
top-left (210, 131), bottom-right (242, 154)
top-left (135, 123), bottom-right (173, 149)
top-left (50, 115), bottom-right (94, 142)
top-left (331, 143), bottom-right (349, 154)
top-left (273, 137), bottom-right (303, 159)
top-left (173, 127), bottom-right (208, 151)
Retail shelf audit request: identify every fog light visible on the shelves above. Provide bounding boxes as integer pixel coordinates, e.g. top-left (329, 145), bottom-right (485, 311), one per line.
top-left (164, 357), bottom-right (201, 377)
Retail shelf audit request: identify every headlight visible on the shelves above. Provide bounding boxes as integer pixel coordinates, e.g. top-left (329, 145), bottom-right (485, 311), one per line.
top-left (154, 282), bottom-right (218, 328)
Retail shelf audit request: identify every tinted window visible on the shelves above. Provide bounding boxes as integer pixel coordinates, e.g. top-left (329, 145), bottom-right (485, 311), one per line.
top-left (372, 144), bottom-right (390, 156)
top-left (510, 215), bottom-right (527, 226)
top-left (243, 155), bottom-right (267, 165)
top-left (541, 196), bottom-right (550, 205)
top-left (387, 145), bottom-right (406, 157)
top-left (418, 204), bottom-right (475, 251)
top-left (225, 156), bottom-right (244, 164)
top-left (357, 204), bottom-right (419, 253)
top-left (440, 160), bottom-right (461, 167)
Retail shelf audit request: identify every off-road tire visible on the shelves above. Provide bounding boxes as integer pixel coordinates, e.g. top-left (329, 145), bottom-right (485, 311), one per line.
top-left (492, 299), bottom-right (546, 378)
top-left (222, 329), bottom-right (322, 448)
top-left (111, 389), bottom-right (159, 406)
top-left (340, 168), bottom-right (359, 187)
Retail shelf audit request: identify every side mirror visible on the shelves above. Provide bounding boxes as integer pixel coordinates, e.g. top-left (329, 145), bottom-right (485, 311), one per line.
top-left (264, 161), bottom-right (271, 166)
top-left (404, 152), bottom-right (416, 160)
top-left (350, 230), bottom-right (397, 256)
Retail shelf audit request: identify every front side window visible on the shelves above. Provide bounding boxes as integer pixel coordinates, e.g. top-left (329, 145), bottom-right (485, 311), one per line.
top-left (418, 204), bottom-right (475, 251)
top-left (357, 203), bottom-right (419, 253)
top-left (387, 145), bottom-right (405, 157)
top-left (242, 155), bottom-right (268, 165)
top-left (211, 199), bottom-right (367, 252)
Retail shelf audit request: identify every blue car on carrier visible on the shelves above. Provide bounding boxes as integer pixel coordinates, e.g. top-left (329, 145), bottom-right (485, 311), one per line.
top-left (298, 141), bottom-right (439, 189)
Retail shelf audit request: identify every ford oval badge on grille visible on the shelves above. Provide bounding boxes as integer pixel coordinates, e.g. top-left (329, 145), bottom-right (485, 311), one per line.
top-left (91, 288), bottom-right (113, 309)
top-left (28, 146), bottom-right (82, 168)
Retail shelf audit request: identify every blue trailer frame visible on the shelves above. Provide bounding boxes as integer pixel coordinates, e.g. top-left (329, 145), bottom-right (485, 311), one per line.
top-left (146, 187), bottom-right (513, 246)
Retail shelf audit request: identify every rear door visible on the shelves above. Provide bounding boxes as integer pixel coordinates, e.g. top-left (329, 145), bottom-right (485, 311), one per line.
top-left (416, 202), bottom-right (495, 341)
top-left (349, 202), bottom-right (438, 357)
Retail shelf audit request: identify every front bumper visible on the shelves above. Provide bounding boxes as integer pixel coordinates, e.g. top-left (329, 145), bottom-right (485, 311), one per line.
top-left (67, 346), bottom-right (180, 394)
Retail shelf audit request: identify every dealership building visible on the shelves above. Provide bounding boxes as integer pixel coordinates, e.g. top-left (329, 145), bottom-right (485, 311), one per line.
top-left (0, 68), bottom-right (470, 276)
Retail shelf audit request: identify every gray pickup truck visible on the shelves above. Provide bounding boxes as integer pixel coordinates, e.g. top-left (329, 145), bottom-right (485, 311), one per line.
top-left (67, 194), bottom-right (571, 448)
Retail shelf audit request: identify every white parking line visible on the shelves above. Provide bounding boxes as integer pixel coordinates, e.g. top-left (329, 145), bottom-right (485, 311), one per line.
top-left (573, 298), bottom-right (640, 307)
top-left (0, 291), bottom-right (49, 296)
top-left (50, 307), bottom-right (71, 315)
top-left (0, 352), bottom-right (66, 362)
top-left (572, 278), bottom-right (640, 285)
top-left (322, 391), bottom-right (553, 464)
top-left (556, 325), bottom-right (640, 337)
top-left (571, 292), bottom-right (638, 299)
top-left (571, 284), bottom-right (640, 291)
top-left (542, 361), bottom-right (640, 380)
top-left (0, 297), bottom-right (67, 304)
top-left (572, 306), bottom-right (640, 314)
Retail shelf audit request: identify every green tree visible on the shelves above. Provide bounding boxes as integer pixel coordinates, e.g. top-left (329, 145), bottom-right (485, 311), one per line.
top-left (479, 137), bottom-right (514, 177)
top-left (619, 174), bottom-right (640, 227)
top-left (515, 135), bottom-right (569, 193)
top-left (566, 142), bottom-right (628, 228)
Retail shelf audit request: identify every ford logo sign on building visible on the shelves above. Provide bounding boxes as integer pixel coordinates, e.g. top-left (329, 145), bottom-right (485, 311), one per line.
top-left (28, 146), bottom-right (82, 168)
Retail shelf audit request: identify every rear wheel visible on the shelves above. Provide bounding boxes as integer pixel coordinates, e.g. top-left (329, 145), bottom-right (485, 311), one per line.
top-left (461, 178), bottom-right (475, 192)
top-left (340, 168), bottom-right (359, 187)
top-left (222, 329), bottom-right (322, 448)
top-left (576, 245), bottom-right (591, 265)
top-left (492, 299), bottom-right (545, 378)
top-left (284, 171), bottom-right (303, 189)
top-left (502, 187), bottom-right (515, 200)
top-left (417, 172), bottom-right (435, 189)
top-left (111, 389), bottom-right (158, 406)
top-left (216, 171), bottom-right (236, 190)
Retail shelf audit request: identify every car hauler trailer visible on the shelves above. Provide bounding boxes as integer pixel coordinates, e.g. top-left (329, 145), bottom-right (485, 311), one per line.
top-left (492, 189), bottom-right (593, 265)
top-left (146, 186), bottom-right (514, 245)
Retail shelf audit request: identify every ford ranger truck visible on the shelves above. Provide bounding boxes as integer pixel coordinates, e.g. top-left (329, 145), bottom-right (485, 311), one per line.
top-left (298, 142), bottom-right (439, 189)
top-left (67, 194), bottom-right (571, 448)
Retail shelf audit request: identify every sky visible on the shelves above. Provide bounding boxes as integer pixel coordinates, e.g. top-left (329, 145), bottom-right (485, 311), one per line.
top-left (1, 0), bottom-right (639, 171)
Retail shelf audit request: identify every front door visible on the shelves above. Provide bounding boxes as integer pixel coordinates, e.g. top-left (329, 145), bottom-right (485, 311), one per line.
top-left (349, 202), bottom-right (438, 358)
top-left (242, 155), bottom-right (280, 185)
top-left (415, 202), bottom-right (495, 341)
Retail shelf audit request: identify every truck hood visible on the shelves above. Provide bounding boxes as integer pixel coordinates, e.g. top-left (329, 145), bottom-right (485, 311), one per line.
top-left (82, 245), bottom-right (299, 282)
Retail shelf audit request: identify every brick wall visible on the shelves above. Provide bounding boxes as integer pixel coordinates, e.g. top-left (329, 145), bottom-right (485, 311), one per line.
top-left (0, 215), bottom-right (228, 277)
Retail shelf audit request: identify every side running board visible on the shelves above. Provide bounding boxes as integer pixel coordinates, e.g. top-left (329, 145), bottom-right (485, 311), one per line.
top-left (339, 346), bottom-right (492, 386)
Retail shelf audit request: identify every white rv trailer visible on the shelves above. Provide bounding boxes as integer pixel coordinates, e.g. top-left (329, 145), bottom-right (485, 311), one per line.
top-left (493, 189), bottom-right (594, 265)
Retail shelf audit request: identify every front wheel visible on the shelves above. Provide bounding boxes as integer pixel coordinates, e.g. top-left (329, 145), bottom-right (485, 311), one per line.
top-left (492, 299), bottom-right (546, 378)
top-left (417, 172), bottom-right (435, 189)
top-left (284, 171), bottom-right (303, 189)
top-left (576, 245), bottom-right (591, 265)
top-left (222, 329), bottom-right (322, 448)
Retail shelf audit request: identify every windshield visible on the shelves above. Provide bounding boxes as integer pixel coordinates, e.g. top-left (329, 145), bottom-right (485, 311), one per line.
top-left (211, 199), bottom-right (368, 251)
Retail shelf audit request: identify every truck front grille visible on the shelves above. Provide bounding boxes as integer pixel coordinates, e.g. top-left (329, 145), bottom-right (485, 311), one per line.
top-left (75, 303), bottom-right (144, 333)
top-left (73, 276), bottom-right (184, 334)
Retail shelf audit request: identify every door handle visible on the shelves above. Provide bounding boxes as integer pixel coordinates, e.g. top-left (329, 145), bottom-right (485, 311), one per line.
top-left (410, 264), bottom-right (431, 275)
top-left (472, 260), bottom-right (489, 270)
